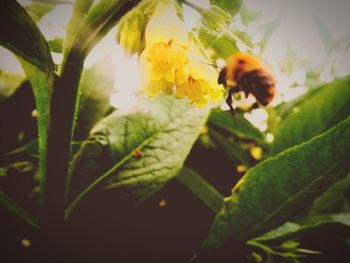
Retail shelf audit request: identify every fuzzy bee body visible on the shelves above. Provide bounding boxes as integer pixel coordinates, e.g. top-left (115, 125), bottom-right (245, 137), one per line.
top-left (218, 53), bottom-right (276, 114)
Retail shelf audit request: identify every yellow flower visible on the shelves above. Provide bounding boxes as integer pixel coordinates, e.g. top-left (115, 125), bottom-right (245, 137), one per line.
top-left (174, 42), bottom-right (224, 107)
top-left (116, 9), bottom-right (145, 56)
top-left (144, 78), bottom-right (174, 97)
top-left (147, 39), bottom-right (188, 82)
top-left (138, 1), bottom-right (224, 108)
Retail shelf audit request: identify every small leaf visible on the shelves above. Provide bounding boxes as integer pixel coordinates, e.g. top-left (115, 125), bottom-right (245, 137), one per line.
top-left (209, 0), bottom-right (242, 16)
top-left (66, 94), bottom-right (210, 217)
top-left (271, 77), bottom-right (350, 154)
top-left (254, 213), bottom-right (350, 243)
top-left (313, 15), bottom-right (335, 52)
top-left (48, 37), bottom-right (64, 53)
top-left (205, 116), bottom-right (350, 247)
top-left (200, 6), bottom-right (232, 33)
top-left (0, 70), bottom-right (25, 100)
top-left (208, 109), bottom-right (266, 145)
top-left (24, 1), bottom-right (56, 21)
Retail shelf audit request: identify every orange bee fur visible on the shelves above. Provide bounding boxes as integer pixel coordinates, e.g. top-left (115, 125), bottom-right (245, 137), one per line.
top-left (218, 53), bottom-right (276, 114)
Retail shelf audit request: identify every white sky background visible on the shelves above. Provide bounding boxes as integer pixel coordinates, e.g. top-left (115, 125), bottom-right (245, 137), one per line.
top-left (1, 0), bottom-right (350, 111)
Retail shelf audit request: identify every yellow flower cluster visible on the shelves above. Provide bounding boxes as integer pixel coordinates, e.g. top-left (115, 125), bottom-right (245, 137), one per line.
top-left (140, 0), bottom-right (224, 107)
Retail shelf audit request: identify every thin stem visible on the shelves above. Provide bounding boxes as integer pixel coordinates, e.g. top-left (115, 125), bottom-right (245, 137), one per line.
top-left (177, 167), bottom-right (224, 213)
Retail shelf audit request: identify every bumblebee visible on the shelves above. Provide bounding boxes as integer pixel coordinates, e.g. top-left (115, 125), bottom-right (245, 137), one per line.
top-left (218, 53), bottom-right (276, 115)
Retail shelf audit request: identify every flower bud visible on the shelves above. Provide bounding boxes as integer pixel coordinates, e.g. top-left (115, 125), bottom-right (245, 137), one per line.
top-left (116, 9), bottom-right (145, 56)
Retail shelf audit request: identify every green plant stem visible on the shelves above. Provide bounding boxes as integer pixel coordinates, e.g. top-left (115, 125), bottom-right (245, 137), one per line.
top-left (177, 167), bottom-right (224, 213)
top-left (41, 0), bottom-right (142, 239)
top-left (60, 0), bottom-right (93, 73)
top-left (0, 191), bottom-right (39, 229)
top-left (42, 52), bottom-right (84, 232)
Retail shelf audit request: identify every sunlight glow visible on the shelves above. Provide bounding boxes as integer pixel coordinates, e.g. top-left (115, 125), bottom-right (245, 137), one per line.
top-left (244, 109), bottom-right (268, 132)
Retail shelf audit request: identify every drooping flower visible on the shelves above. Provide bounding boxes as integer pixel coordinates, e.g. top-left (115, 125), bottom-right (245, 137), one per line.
top-left (139, 0), bottom-right (224, 107)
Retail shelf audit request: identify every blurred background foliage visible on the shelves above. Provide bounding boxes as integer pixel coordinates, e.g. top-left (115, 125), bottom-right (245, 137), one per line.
top-left (0, 0), bottom-right (350, 262)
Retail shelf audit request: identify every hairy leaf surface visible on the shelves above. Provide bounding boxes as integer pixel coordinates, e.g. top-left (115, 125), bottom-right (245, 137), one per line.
top-left (205, 117), bottom-right (350, 247)
top-left (0, 0), bottom-right (54, 203)
top-left (271, 77), bottom-right (350, 154)
top-left (67, 95), bottom-right (209, 216)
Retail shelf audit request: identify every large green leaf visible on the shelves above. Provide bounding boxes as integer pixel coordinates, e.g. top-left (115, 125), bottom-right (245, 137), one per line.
top-left (205, 116), bottom-right (350, 248)
top-left (0, 0), bottom-right (54, 204)
top-left (66, 95), bottom-right (209, 217)
top-left (271, 77), bottom-right (350, 154)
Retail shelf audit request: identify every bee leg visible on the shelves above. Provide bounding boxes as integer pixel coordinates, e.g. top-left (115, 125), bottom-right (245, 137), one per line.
top-left (247, 101), bottom-right (260, 112)
top-left (226, 87), bottom-right (239, 116)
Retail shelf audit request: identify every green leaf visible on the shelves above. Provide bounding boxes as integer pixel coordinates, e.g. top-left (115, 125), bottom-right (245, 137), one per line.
top-left (66, 94), bottom-right (210, 218)
top-left (200, 6), bottom-right (232, 33)
top-left (209, 0), bottom-right (242, 16)
top-left (210, 33), bottom-right (239, 59)
top-left (254, 213), bottom-right (350, 243)
top-left (19, 60), bottom-right (51, 204)
top-left (60, 0), bottom-right (93, 69)
top-left (0, 0), bottom-right (54, 74)
top-left (313, 16), bottom-right (335, 52)
top-left (24, 1), bottom-right (56, 21)
top-left (205, 116), bottom-right (350, 247)
top-left (177, 167), bottom-right (224, 213)
top-left (0, 191), bottom-right (39, 228)
top-left (75, 57), bottom-right (115, 139)
top-left (48, 37), bottom-right (64, 53)
top-left (271, 77), bottom-right (350, 154)
top-left (0, 70), bottom-right (25, 101)
top-left (0, 0), bottom-right (54, 205)
top-left (70, 0), bottom-right (142, 57)
top-left (208, 109), bottom-right (266, 145)
top-left (303, 174), bottom-right (350, 218)
top-left (209, 129), bottom-right (251, 166)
